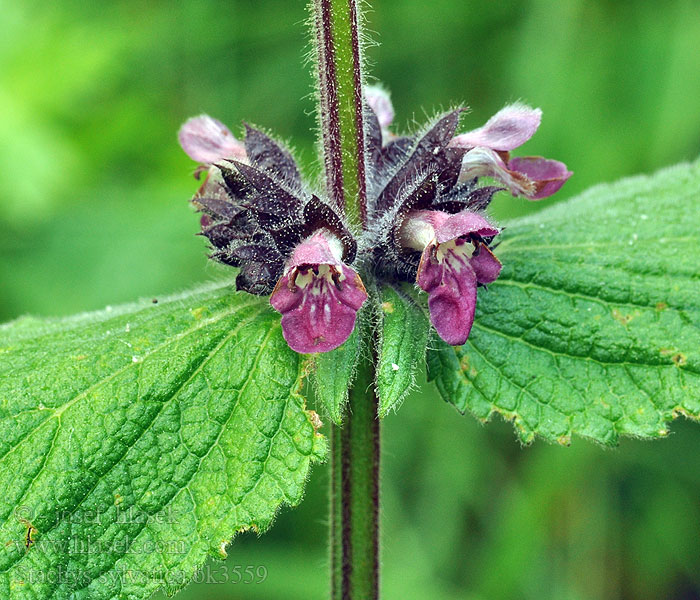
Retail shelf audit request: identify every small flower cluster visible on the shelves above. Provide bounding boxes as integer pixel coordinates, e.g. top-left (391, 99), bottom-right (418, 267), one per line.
top-left (179, 88), bottom-right (570, 353)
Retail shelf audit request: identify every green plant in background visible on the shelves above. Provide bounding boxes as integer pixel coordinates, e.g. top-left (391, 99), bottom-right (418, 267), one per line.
top-left (1, 1), bottom-right (699, 600)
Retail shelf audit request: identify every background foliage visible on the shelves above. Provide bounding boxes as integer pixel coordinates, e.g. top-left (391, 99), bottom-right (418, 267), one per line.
top-left (1, 0), bottom-right (699, 598)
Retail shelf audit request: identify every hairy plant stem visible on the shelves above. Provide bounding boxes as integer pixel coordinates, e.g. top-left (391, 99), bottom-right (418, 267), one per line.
top-left (312, 0), bottom-right (367, 232)
top-left (312, 0), bottom-right (378, 597)
top-left (331, 340), bottom-right (380, 600)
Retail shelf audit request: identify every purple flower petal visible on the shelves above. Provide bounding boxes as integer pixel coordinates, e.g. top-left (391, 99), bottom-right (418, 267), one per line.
top-left (435, 211), bottom-right (500, 244)
top-left (507, 156), bottom-right (572, 199)
top-left (399, 209), bottom-right (499, 250)
top-left (271, 265), bottom-right (367, 354)
top-left (365, 85), bottom-right (395, 130)
top-left (178, 115), bottom-right (247, 164)
top-left (270, 231), bottom-right (368, 353)
top-left (451, 103), bottom-right (541, 151)
top-left (286, 230), bottom-right (340, 268)
top-left (416, 238), bottom-right (478, 346)
top-left (469, 244), bottom-right (502, 284)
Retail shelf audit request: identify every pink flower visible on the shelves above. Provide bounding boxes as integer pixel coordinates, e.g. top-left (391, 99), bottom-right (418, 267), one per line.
top-left (270, 230), bottom-right (368, 353)
top-left (178, 115), bottom-right (247, 164)
top-left (451, 103), bottom-right (572, 200)
top-left (400, 210), bottom-right (501, 345)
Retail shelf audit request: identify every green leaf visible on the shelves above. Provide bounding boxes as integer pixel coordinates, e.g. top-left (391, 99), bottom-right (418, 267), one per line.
top-left (428, 161), bottom-right (700, 445)
top-left (376, 285), bottom-right (430, 417)
top-left (0, 282), bottom-right (326, 599)
top-left (310, 316), bottom-right (362, 425)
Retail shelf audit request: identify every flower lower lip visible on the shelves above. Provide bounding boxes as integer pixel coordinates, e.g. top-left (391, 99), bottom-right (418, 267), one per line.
top-left (270, 231), bottom-right (368, 353)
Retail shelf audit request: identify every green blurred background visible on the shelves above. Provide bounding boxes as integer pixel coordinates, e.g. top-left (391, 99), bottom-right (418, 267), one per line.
top-left (2, 0), bottom-right (700, 598)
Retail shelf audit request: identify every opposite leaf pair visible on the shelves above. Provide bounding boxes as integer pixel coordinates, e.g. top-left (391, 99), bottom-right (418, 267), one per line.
top-left (179, 88), bottom-right (571, 353)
